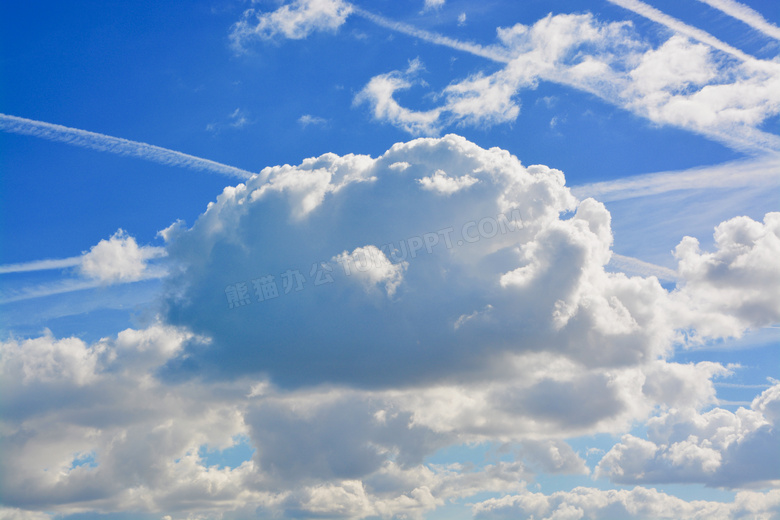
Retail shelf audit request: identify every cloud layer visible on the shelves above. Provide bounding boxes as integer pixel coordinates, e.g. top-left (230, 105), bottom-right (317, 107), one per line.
top-left (2, 135), bottom-right (778, 518)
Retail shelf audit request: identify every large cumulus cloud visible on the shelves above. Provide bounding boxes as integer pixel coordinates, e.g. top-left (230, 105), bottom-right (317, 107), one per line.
top-left (159, 135), bottom-right (779, 389)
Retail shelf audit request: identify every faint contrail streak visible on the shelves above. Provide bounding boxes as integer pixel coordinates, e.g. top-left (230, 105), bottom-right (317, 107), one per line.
top-left (695, 0), bottom-right (780, 41)
top-left (351, 7), bottom-right (511, 63)
top-left (606, 0), bottom-right (754, 62)
top-left (0, 256), bottom-right (82, 274)
top-left (609, 253), bottom-right (677, 281)
top-left (0, 113), bottom-right (255, 179)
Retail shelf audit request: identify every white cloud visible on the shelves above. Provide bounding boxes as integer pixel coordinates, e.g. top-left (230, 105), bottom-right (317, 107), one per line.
top-left (0, 326), bottom-right (771, 517)
top-left (0, 325), bottom-right (555, 519)
top-left (516, 440), bottom-right (589, 475)
top-left (595, 383), bottom-right (780, 487)
top-left (353, 58), bottom-right (442, 135)
top-left (79, 229), bottom-right (166, 283)
top-left (206, 108), bottom-right (252, 133)
top-left (473, 485), bottom-right (780, 520)
top-left (230, 0), bottom-right (353, 50)
top-left (670, 212), bottom-right (780, 340)
top-left (298, 114), bottom-right (328, 127)
top-left (424, 0), bottom-right (445, 12)
top-left (332, 245), bottom-right (407, 296)
top-left (0, 508), bottom-right (52, 520)
top-left (0, 325), bottom-right (258, 515)
top-left (417, 169), bottom-right (479, 195)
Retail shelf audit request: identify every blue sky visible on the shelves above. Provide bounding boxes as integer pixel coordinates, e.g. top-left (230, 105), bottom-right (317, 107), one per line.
top-left (1, 0), bottom-right (779, 519)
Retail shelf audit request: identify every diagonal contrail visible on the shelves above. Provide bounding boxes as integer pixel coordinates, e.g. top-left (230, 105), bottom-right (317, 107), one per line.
top-left (351, 7), bottom-right (512, 63)
top-left (606, 0), bottom-right (755, 62)
top-left (0, 113), bottom-right (255, 179)
top-left (0, 256), bottom-right (82, 274)
top-left (695, 0), bottom-right (780, 41)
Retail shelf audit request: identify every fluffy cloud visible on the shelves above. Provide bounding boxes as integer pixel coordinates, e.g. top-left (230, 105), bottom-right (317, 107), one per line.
top-left (79, 229), bottom-right (165, 283)
top-left (159, 135), bottom-right (778, 389)
top-left (3, 323), bottom-right (771, 520)
top-left (353, 58), bottom-right (443, 136)
top-left (0, 325), bottom-right (257, 514)
top-left (423, 0), bottom-right (445, 12)
top-left (473, 485), bottom-right (780, 520)
top-left (230, 0), bottom-right (353, 50)
top-left (595, 384), bottom-right (780, 488)
top-left (417, 169), bottom-right (479, 195)
top-left (0, 325), bottom-right (558, 519)
top-left (670, 213), bottom-right (780, 339)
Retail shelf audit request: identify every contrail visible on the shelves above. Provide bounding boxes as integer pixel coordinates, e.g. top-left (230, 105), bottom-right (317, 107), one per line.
top-left (608, 253), bottom-right (677, 281)
top-left (695, 0), bottom-right (780, 41)
top-left (0, 268), bottom-right (168, 304)
top-left (606, 0), bottom-right (755, 62)
top-left (0, 256), bottom-right (81, 274)
top-left (351, 7), bottom-right (511, 63)
top-left (0, 113), bottom-right (255, 179)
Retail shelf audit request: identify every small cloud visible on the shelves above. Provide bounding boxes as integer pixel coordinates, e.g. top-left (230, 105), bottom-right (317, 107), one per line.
top-left (549, 114), bottom-right (566, 132)
top-left (457, 12), bottom-right (466, 26)
top-left (417, 169), bottom-right (479, 195)
top-left (424, 0), bottom-right (446, 11)
top-left (228, 108), bottom-right (249, 129)
top-left (298, 114), bottom-right (328, 127)
top-left (207, 108), bottom-right (253, 134)
top-left (79, 229), bottom-right (166, 284)
top-left (230, 0), bottom-right (353, 52)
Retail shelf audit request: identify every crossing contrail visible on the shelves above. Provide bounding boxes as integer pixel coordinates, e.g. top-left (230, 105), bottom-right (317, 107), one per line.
top-left (695, 0), bottom-right (780, 41)
top-left (606, 0), bottom-right (755, 62)
top-left (0, 113), bottom-right (255, 180)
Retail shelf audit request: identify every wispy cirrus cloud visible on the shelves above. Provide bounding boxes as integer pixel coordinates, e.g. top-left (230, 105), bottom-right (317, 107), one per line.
top-left (298, 114), bottom-right (328, 127)
top-left (572, 155), bottom-right (780, 202)
top-left (0, 113), bottom-right (255, 179)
